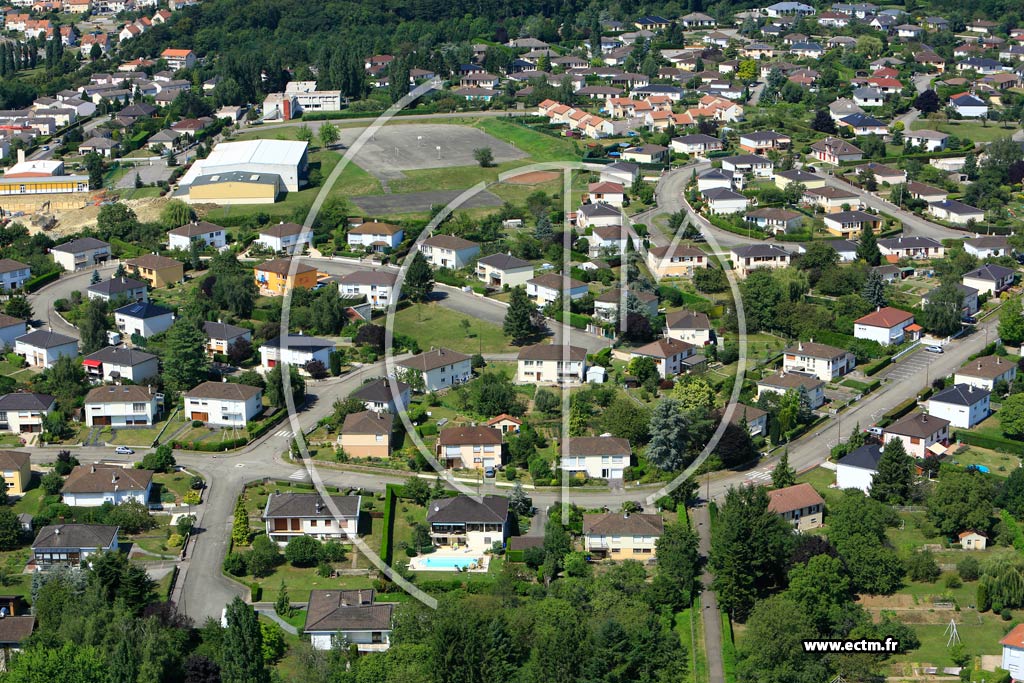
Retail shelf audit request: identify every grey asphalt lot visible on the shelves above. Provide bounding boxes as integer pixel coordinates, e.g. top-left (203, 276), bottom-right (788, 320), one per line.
top-left (351, 188), bottom-right (504, 214)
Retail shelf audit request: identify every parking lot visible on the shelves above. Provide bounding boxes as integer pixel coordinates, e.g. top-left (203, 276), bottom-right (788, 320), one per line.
top-left (882, 348), bottom-right (942, 383)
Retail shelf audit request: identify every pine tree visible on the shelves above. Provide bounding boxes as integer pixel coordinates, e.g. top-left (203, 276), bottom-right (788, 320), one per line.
top-left (861, 269), bottom-right (886, 308)
top-left (870, 438), bottom-right (913, 504)
top-left (274, 580), bottom-right (293, 618)
top-left (646, 399), bottom-right (690, 471)
top-left (771, 450), bottom-right (796, 489)
top-left (90, 269), bottom-right (101, 284)
top-left (857, 222), bottom-right (882, 266)
top-left (503, 286), bottom-right (537, 344)
top-left (222, 598), bottom-right (270, 683)
top-left (964, 153), bottom-right (978, 180)
top-left (402, 251), bottom-right (434, 302)
top-left (568, 398), bottom-right (588, 437)
top-left (162, 316), bottom-right (210, 394)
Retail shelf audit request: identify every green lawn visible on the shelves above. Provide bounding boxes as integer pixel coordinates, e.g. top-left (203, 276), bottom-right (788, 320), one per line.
top-left (254, 562), bottom-right (372, 602)
top-left (675, 600), bottom-right (707, 683)
top-left (886, 511), bottom-right (945, 557)
top-left (391, 303), bottom-right (515, 354)
top-left (910, 118), bottom-right (1018, 144)
top-left (889, 607), bottom-right (1014, 667)
top-left (110, 423), bottom-right (166, 447)
top-left (0, 549), bottom-right (34, 599)
top-left (151, 471), bottom-right (201, 504)
top-left (475, 118), bottom-right (579, 162)
top-left (950, 447), bottom-right (1019, 477)
top-left (795, 467), bottom-right (842, 507)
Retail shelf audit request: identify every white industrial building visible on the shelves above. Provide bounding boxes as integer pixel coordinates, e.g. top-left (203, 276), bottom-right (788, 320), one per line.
top-left (177, 139), bottom-right (309, 193)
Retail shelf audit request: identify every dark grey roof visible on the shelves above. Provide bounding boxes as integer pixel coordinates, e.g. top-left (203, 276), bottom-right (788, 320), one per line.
top-left (261, 334), bottom-right (334, 351)
top-left (114, 301), bottom-right (172, 320)
top-left (930, 383), bottom-right (990, 407)
top-left (665, 310), bottom-right (711, 329)
top-left (885, 411), bottom-right (950, 438)
top-left (579, 202), bottom-right (620, 218)
top-left (837, 443), bottom-right (883, 471)
top-left (0, 393), bottom-right (54, 411)
top-left (51, 237), bottom-right (110, 253)
top-left (15, 330), bottom-right (77, 349)
top-left (397, 348), bottom-right (470, 372)
top-left (964, 264), bottom-right (1014, 281)
top-left (731, 244), bottom-right (790, 258)
top-left (83, 345), bottom-right (157, 367)
top-left (775, 169), bottom-right (822, 182)
top-left (350, 378), bottom-right (410, 403)
top-left (478, 252), bottom-right (532, 270)
top-left (304, 589), bottom-right (392, 633)
top-left (878, 236), bottom-right (943, 250)
top-left (32, 524), bottom-right (118, 550)
top-left (264, 493), bottom-right (361, 519)
top-left (88, 276), bottom-right (147, 296)
top-left (426, 495), bottom-right (509, 524)
top-left (202, 321), bottom-right (250, 340)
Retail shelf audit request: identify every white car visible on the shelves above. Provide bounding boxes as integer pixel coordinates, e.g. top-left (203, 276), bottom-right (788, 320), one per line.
top-left (925, 345), bottom-right (944, 354)
top-left (114, 446), bottom-right (134, 455)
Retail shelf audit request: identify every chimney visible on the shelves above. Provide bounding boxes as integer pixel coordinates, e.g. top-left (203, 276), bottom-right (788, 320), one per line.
top-left (623, 511), bottom-right (630, 519)
top-left (111, 472), bottom-right (118, 484)
top-left (17, 149), bottom-right (24, 164)
top-left (90, 465), bottom-right (96, 473)
top-left (54, 527), bottom-right (59, 536)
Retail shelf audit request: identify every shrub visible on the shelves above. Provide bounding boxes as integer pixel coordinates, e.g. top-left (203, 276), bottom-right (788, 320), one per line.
top-left (957, 556), bottom-right (980, 581)
top-left (249, 582), bottom-right (262, 602)
top-left (284, 535), bottom-right (322, 567)
top-left (167, 533), bottom-right (184, 548)
top-left (321, 541), bottom-right (347, 562)
top-left (192, 420), bottom-right (203, 428)
top-left (504, 466), bottom-right (517, 481)
top-left (944, 573), bottom-right (962, 589)
top-left (189, 475), bottom-right (204, 490)
top-left (223, 552), bottom-right (247, 576)
top-left (906, 550), bottom-right (940, 582)
top-left (40, 471), bottom-right (63, 495)
top-left (317, 562), bottom-right (333, 578)
top-left (1002, 609), bottom-right (1013, 621)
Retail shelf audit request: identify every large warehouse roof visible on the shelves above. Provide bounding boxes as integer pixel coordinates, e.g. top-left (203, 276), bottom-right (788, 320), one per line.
top-left (178, 139), bottom-right (307, 190)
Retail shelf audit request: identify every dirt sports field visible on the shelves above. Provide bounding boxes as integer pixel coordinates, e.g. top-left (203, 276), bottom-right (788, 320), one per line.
top-left (502, 170), bottom-right (561, 184)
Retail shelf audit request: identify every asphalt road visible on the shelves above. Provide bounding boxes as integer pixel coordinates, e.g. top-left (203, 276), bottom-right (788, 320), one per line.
top-left (693, 504), bottom-right (725, 683)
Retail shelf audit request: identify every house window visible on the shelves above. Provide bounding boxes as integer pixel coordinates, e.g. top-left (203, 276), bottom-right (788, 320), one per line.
top-left (310, 520), bottom-right (317, 527)
top-left (132, 403), bottom-right (147, 413)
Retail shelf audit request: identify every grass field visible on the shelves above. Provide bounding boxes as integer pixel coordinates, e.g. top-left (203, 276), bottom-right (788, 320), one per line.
top-left (951, 446), bottom-right (1019, 477)
top-left (253, 562), bottom-right (373, 602)
top-left (475, 118), bottom-right (579, 162)
top-left (391, 303), bottom-right (514, 354)
top-left (910, 118), bottom-right (1018, 144)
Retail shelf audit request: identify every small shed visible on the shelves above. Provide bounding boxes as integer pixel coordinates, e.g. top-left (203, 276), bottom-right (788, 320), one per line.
top-left (958, 530), bottom-right (987, 550)
top-left (587, 366), bottom-right (608, 384)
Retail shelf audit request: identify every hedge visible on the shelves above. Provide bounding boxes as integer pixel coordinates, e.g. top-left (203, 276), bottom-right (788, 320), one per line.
top-left (954, 430), bottom-right (1024, 455)
top-left (250, 582), bottom-right (262, 602)
top-left (380, 484), bottom-right (400, 566)
top-left (246, 409), bottom-right (290, 440)
top-left (878, 397), bottom-right (918, 427)
top-left (553, 310), bottom-right (589, 329)
top-left (173, 436), bottom-right (249, 451)
top-left (863, 356), bottom-right (892, 376)
top-left (506, 549), bottom-right (525, 563)
top-left (24, 269), bottom-right (61, 293)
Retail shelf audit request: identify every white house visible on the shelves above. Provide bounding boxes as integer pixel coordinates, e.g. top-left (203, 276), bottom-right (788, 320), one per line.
top-left (203, 321), bottom-right (251, 357)
top-left (396, 348), bottom-right (472, 392)
top-left (335, 271), bottom-right (397, 309)
top-left (185, 381), bottom-right (263, 427)
top-left (426, 495), bottom-right (510, 551)
top-left (83, 384), bottom-right (158, 427)
top-left (927, 199), bottom-right (985, 226)
top-left (526, 273), bottom-right (588, 306)
top-left (114, 302), bottom-right (174, 339)
top-left (927, 384), bottom-right (990, 429)
top-left (730, 244), bottom-right (791, 278)
top-left (955, 355), bottom-right (1017, 391)
top-left (350, 378), bottom-right (410, 414)
top-left (87, 276), bottom-right (148, 303)
top-left (600, 162), bottom-right (640, 185)
top-left (589, 224), bottom-right (629, 257)
top-left (701, 187), bottom-right (748, 215)
top-left (853, 307), bottom-right (916, 346)
top-left (304, 589), bottom-right (393, 653)
top-left (516, 344), bottom-right (587, 384)
top-left (670, 133), bottom-right (724, 156)
top-left (629, 338), bottom-right (700, 379)
top-left (475, 253), bottom-right (534, 289)
top-left (256, 222), bottom-right (313, 254)
top-left (561, 436), bottom-right (631, 480)
top-left (962, 264), bottom-right (1015, 296)
top-left (0, 392), bottom-right (55, 434)
top-left (0, 314), bottom-right (27, 350)
top-left (593, 288), bottom-right (659, 324)
top-left (578, 202), bottom-right (622, 229)
top-left (882, 412), bottom-right (949, 458)
top-left (346, 221), bottom-right (404, 252)
top-left (259, 334), bottom-right (334, 371)
top-left (14, 330), bottom-right (78, 368)
top-left (782, 341), bottom-right (855, 381)
top-left (721, 154), bottom-right (773, 178)
top-left (756, 371), bottom-right (826, 410)
top-left (587, 181), bottom-right (626, 207)
top-left (999, 623), bottom-right (1024, 682)
top-left (836, 443), bottom-right (883, 494)
top-left (0, 260), bottom-right (31, 291)
top-left (82, 346), bottom-right (159, 383)
top-left (61, 465), bottom-right (153, 507)
top-left (167, 221), bottom-right (226, 251)
top-left (665, 310), bottom-right (714, 346)
top-left (949, 93), bottom-right (988, 118)
top-left (263, 492), bottom-right (361, 545)
top-left (419, 234), bottom-right (480, 270)
top-left (878, 236), bottom-right (944, 260)
top-left (31, 524), bottom-right (120, 570)
top-left (50, 237), bottom-right (111, 271)
top-left (906, 129), bottom-right (949, 151)
top-left (963, 235), bottom-right (1009, 259)
top-left (696, 168), bottom-right (733, 192)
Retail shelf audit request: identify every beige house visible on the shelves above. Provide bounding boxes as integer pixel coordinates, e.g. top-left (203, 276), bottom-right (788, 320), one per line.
top-left (756, 371), bottom-right (826, 410)
top-left (125, 254), bottom-right (184, 288)
top-left (782, 341), bottom-right (856, 381)
top-left (629, 338), bottom-right (700, 379)
top-left (954, 355), bottom-right (1017, 391)
top-left (583, 511), bottom-right (664, 560)
top-left (730, 244), bottom-right (791, 278)
top-left (665, 310), bottom-right (714, 346)
top-left (516, 344), bottom-right (587, 384)
top-left (435, 425), bottom-right (502, 470)
top-left (767, 483), bottom-right (824, 531)
top-left (339, 411), bottom-right (392, 458)
top-left (645, 245), bottom-right (707, 279)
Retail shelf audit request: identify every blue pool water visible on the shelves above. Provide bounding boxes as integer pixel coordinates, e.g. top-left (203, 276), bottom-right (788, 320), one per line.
top-left (416, 556), bottom-right (478, 570)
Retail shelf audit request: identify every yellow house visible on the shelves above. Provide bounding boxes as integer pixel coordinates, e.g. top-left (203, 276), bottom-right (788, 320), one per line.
top-left (0, 450), bottom-right (32, 496)
top-left (338, 411), bottom-right (392, 458)
top-left (125, 254), bottom-right (184, 288)
top-left (253, 258), bottom-right (319, 296)
top-left (187, 171), bottom-right (281, 205)
top-left (582, 511), bottom-right (663, 560)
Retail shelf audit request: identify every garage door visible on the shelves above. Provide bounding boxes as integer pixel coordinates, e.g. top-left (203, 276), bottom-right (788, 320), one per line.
top-left (92, 416), bottom-right (111, 426)
top-left (191, 412), bottom-right (209, 422)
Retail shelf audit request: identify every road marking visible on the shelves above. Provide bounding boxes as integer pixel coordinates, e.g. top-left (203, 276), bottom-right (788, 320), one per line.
top-left (745, 470), bottom-right (771, 481)
top-left (288, 469), bottom-right (309, 481)
top-left (275, 429), bottom-right (293, 438)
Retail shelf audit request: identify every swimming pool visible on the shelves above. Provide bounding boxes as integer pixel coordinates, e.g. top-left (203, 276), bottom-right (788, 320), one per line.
top-left (410, 554), bottom-right (489, 571)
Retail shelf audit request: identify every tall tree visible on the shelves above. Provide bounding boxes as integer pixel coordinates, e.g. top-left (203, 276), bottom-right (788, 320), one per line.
top-left (652, 522), bottom-right (700, 608)
top-left (646, 399), bottom-right (690, 471)
top-left (856, 222), bottom-right (882, 266)
top-left (870, 438), bottom-right (913, 504)
top-left (920, 283), bottom-right (964, 337)
top-left (503, 286), bottom-right (539, 343)
top-left (222, 598), bottom-right (270, 683)
top-left (711, 485), bottom-right (793, 621)
top-left (79, 298), bottom-right (109, 354)
top-left (1000, 296), bottom-right (1024, 346)
top-left (771, 451), bottom-right (796, 489)
top-left (403, 251), bottom-right (434, 303)
top-left (860, 269), bottom-right (886, 308)
top-left (162, 315), bottom-right (210, 394)
top-left (811, 108), bottom-right (836, 134)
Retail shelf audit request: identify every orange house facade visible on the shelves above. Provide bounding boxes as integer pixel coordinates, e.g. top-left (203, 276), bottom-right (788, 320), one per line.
top-left (253, 258), bottom-right (319, 296)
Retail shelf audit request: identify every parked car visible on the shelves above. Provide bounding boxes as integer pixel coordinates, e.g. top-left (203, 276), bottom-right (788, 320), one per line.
top-left (962, 315), bottom-right (977, 324)
top-left (484, 467), bottom-right (495, 478)
top-left (925, 345), bottom-right (944, 354)
top-left (114, 446), bottom-right (134, 455)
top-left (866, 426), bottom-right (884, 437)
